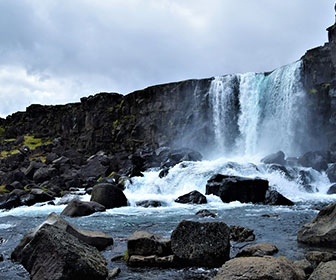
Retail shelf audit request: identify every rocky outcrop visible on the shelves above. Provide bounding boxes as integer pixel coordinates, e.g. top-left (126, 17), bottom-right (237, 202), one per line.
top-left (297, 202), bottom-right (336, 246)
top-left (170, 220), bottom-right (230, 267)
top-left (61, 199), bottom-right (106, 217)
top-left (214, 256), bottom-right (305, 280)
top-left (205, 174), bottom-right (269, 204)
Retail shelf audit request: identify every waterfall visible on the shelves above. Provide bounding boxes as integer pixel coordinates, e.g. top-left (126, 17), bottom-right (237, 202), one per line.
top-left (210, 60), bottom-right (307, 157)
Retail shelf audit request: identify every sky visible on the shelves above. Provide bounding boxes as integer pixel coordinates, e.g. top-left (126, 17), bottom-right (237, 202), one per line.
top-left (0, 0), bottom-right (334, 117)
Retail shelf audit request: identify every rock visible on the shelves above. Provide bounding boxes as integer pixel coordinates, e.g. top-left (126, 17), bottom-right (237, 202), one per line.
top-left (24, 161), bottom-right (44, 179)
top-left (294, 259), bottom-right (314, 275)
top-left (90, 183), bottom-right (128, 209)
top-left (107, 268), bottom-right (121, 279)
top-left (159, 167), bottom-right (169, 178)
top-left (127, 231), bottom-right (171, 257)
top-left (327, 184), bottom-right (336, 194)
top-left (264, 190), bottom-right (294, 206)
top-left (160, 148), bottom-right (202, 168)
top-left (236, 242), bottom-right (278, 257)
top-left (195, 209), bottom-right (216, 218)
top-left (297, 202), bottom-right (336, 246)
top-left (175, 190), bottom-right (207, 204)
top-left (298, 151), bottom-right (328, 172)
top-left (57, 193), bottom-right (80, 205)
top-left (261, 151), bottom-right (286, 165)
top-left (298, 170), bottom-right (314, 185)
top-left (19, 188), bottom-right (54, 206)
top-left (305, 251), bottom-right (336, 268)
top-left (61, 199), bottom-right (106, 217)
top-left (0, 254), bottom-right (3, 262)
top-left (326, 163), bottom-right (336, 183)
top-left (136, 200), bottom-right (163, 208)
top-left (13, 212), bottom-right (113, 251)
top-left (266, 164), bottom-right (294, 180)
top-left (127, 255), bottom-right (176, 268)
top-left (171, 220), bottom-right (230, 267)
top-left (214, 256), bottom-right (305, 280)
top-left (230, 225), bottom-right (255, 242)
top-left (0, 189), bottom-right (26, 209)
top-left (308, 260), bottom-right (336, 280)
top-left (79, 154), bottom-right (109, 179)
top-left (33, 167), bottom-right (58, 184)
top-left (11, 223), bottom-right (108, 280)
top-left (205, 174), bottom-right (269, 204)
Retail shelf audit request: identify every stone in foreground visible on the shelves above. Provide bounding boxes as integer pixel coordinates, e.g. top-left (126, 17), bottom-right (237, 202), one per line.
top-left (171, 220), bottom-right (230, 267)
top-left (297, 202), bottom-right (336, 246)
top-left (308, 260), bottom-right (336, 280)
top-left (214, 256), bottom-right (305, 280)
top-left (11, 224), bottom-right (107, 280)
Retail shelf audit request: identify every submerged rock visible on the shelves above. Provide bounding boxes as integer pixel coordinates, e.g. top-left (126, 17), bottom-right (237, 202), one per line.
top-left (61, 199), bottom-right (106, 217)
top-left (90, 183), bottom-right (128, 209)
top-left (214, 256), bottom-right (305, 280)
top-left (175, 190), bottom-right (207, 204)
top-left (195, 209), bottom-right (216, 218)
top-left (11, 223), bottom-right (108, 280)
top-left (297, 202), bottom-right (336, 246)
top-left (264, 190), bottom-right (294, 206)
top-left (136, 200), bottom-right (163, 208)
top-left (171, 220), bottom-right (230, 267)
top-left (205, 174), bottom-right (268, 204)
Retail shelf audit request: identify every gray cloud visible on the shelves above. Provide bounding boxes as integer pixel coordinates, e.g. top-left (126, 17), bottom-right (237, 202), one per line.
top-left (0, 0), bottom-right (334, 116)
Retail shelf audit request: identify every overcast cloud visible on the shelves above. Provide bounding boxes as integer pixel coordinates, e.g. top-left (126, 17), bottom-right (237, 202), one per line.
top-left (0, 0), bottom-right (334, 117)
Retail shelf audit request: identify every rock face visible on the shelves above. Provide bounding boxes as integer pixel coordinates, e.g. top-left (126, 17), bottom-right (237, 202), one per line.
top-left (127, 231), bottom-right (172, 257)
top-left (214, 256), bottom-right (305, 280)
top-left (175, 190), bottom-right (207, 204)
top-left (308, 260), bottom-right (336, 280)
top-left (206, 174), bottom-right (269, 204)
top-left (61, 199), bottom-right (106, 217)
top-left (11, 223), bottom-right (108, 280)
top-left (90, 183), bottom-right (128, 209)
top-left (170, 220), bottom-right (230, 267)
top-left (297, 202), bottom-right (336, 246)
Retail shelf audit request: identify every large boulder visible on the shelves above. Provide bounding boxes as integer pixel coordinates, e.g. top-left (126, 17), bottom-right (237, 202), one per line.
top-left (264, 190), bottom-right (294, 206)
top-left (206, 174), bottom-right (269, 204)
top-left (261, 151), bottom-right (286, 165)
top-left (175, 190), bottom-right (207, 204)
top-left (90, 183), bottom-right (128, 209)
top-left (170, 220), bottom-right (230, 267)
top-left (33, 167), bottom-right (58, 184)
top-left (127, 230), bottom-right (172, 257)
top-left (297, 202), bottom-right (336, 246)
top-left (61, 199), bottom-right (106, 217)
top-left (214, 256), bottom-right (305, 280)
top-left (298, 151), bottom-right (328, 172)
top-left (11, 224), bottom-right (108, 280)
top-left (308, 260), bottom-right (336, 280)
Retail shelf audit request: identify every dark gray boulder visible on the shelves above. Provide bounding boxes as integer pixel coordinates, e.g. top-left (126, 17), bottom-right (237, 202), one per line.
top-left (205, 174), bottom-right (268, 204)
top-left (236, 242), bottom-right (278, 257)
top-left (90, 183), bottom-right (127, 209)
top-left (326, 163), bottom-right (336, 183)
top-left (261, 151), bottom-right (286, 165)
top-left (33, 167), bottom-right (58, 184)
top-left (195, 209), bottom-right (216, 218)
top-left (297, 202), bottom-right (336, 246)
top-left (11, 224), bottom-right (108, 280)
top-left (127, 230), bottom-right (172, 257)
top-left (170, 220), bottom-right (230, 267)
top-left (327, 184), bottom-right (336, 194)
top-left (175, 190), bottom-right (207, 204)
top-left (298, 151), bottom-right (328, 172)
top-left (264, 190), bottom-right (294, 206)
top-left (136, 200), bottom-right (163, 208)
top-left (61, 199), bottom-right (106, 217)
top-left (230, 225), bottom-right (255, 242)
top-left (305, 251), bottom-right (336, 268)
top-left (308, 260), bottom-right (336, 280)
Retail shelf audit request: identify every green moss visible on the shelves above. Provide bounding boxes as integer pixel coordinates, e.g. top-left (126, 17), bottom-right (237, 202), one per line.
top-left (0, 126), bottom-right (5, 137)
top-left (309, 89), bottom-right (318, 94)
top-left (41, 186), bottom-right (48, 192)
top-left (0, 185), bottom-right (10, 194)
top-left (112, 120), bottom-right (119, 128)
top-left (124, 249), bottom-right (129, 262)
top-left (0, 149), bottom-right (20, 158)
top-left (97, 176), bottom-right (103, 182)
top-left (118, 99), bottom-right (125, 110)
top-left (122, 115), bottom-right (136, 121)
top-left (24, 186), bottom-right (31, 191)
top-left (108, 171), bottom-right (116, 178)
top-left (107, 106), bottom-right (114, 113)
top-left (4, 138), bottom-right (15, 142)
top-left (323, 83), bottom-right (331, 88)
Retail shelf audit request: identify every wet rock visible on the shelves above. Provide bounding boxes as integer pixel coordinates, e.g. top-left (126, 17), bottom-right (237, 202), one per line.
top-left (261, 151), bottom-right (286, 165)
top-left (61, 199), bottom-right (106, 217)
top-left (298, 202), bottom-right (336, 246)
top-left (305, 251), bottom-right (336, 268)
top-left (261, 213), bottom-right (279, 218)
top-left (11, 223), bottom-right (108, 280)
top-left (298, 170), bottom-right (314, 185)
top-left (327, 184), bottom-right (336, 194)
top-left (230, 225), bottom-right (255, 242)
top-left (298, 151), bottom-right (328, 172)
top-left (127, 254), bottom-right (176, 268)
top-left (214, 256), bottom-right (305, 280)
top-left (266, 164), bottom-right (294, 180)
top-left (236, 242), bottom-right (278, 257)
top-left (294, 259), bottom-right (314, 275)
top-left (171, 220), bottom-right (230, 267)
top-left (302, 184), bottom-right (317, 193)
top-left (159, 167), bottom-right (169, 178)
top-left (90, 183), bottom-right (128, 209)
top-left (136, 200), bottom-right (163, 208)
top-left (19, 188), bottom-right (54, 206)
top-left (205, 174), bottom-right (269, 204)
top-left (127, 231), bottom-right (172, 257)
top-left (0, 189), bottom-right (26, 210)
top-left (308, 260), bottom-right (336, 280)
top-left (107, 268), bottom-right (121, 279)
top-left (264, 190), bottom-right (294, 206)
top-left (160, 148), bottom-right (202, 168)
top-left (0, 254), bottom-right (3, 262)
top-left (175, 190), bottom-right (207, 204)
top-left (326, 163), bottom-right (336, 183)
top-left (195, 209), bottom-right (216, 218)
